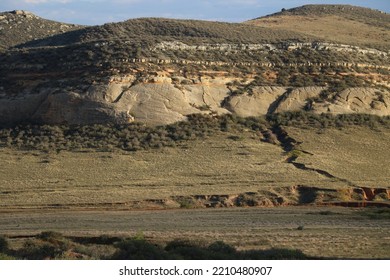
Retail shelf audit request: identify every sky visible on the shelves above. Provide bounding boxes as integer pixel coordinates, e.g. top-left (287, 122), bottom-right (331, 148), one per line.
top-left (0, 0), bottom-right (389, 25)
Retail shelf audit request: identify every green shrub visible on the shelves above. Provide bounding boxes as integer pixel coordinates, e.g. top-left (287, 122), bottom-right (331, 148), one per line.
top-left (227, 135), bottom-right (243, 141)
top-left (5, 233), bottom-right (314, 260)
top-left (165, 239), bottom-right (211, 260)
top-left (268, 112), bottom-right (390, 129)
top-left (112, 239), bottom-right (169, 260)
top-left (38, 231), bottom-right (64, 241)
top-left (18, 241), bottom-right (65, 260)
top-left (288, 149), bottom-right (303, 160)
top-left (2, 113), bottom-right (388, 153)
top-left (70, 235), bottom-right (123, 245)
top-left (318, 211), bottom-right (337, 215)
top-left (0, 236), bottom-right (9, 253)
top-left (208, 241), bottom-right (236, 255)
top-left (362, 208), bottom-right (390, 220)
top-left (0, 253), bottom-right (15, 260)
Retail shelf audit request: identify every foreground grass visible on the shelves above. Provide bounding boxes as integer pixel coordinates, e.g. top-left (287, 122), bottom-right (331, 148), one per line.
top-left (0, 232), bottom-right (311, 260)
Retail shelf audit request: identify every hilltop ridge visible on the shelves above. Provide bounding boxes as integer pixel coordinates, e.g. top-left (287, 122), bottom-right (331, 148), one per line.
top-left (15, 17), bottom-right (316, 49)
top-left (0, 10), bottom-right (82, 51)
top-left (247, 4), bottom-right (390, 51)
top-left (260, 4), bottom-right (388, 20)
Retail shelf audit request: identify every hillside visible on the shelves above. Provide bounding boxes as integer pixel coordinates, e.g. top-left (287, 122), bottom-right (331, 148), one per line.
top-left (19, 17), bottom-right (317, 48)
top-left (0, 5), bottom-right (389, 126)
top-left (0, 10), bottom-right (82, 51)
top-left (0, 5), bottom-right (390, 261)
top-left (246, 5), bottom-right (390, 51)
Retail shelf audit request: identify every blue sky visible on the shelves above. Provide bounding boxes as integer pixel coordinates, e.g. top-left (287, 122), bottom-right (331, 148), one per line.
top-left (1, 0), bottom-right (389, 25)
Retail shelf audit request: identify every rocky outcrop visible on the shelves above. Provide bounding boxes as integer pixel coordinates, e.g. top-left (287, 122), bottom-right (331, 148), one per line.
top-left (0, 9), bottom-right (389, 126)
top-left (274, 87), bottom-right (325, 113)
top-left (313, 88), bottom-right (390, 115)
top-left (153, 41), bottom-right (389, 56)
top-left (1, 73), bottom-right (390, 125)
top-left (227, 87), bottom-right (287, 116)
top-left (31, 90), bottom-right (133, 125)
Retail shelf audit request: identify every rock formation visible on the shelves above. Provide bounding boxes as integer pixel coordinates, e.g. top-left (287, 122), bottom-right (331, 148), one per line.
top-left (0, 6), bottom-right (389, 125)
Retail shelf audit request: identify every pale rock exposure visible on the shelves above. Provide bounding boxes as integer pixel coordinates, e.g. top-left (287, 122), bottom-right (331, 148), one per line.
top-left (1, 72), bottom-right (388, 125)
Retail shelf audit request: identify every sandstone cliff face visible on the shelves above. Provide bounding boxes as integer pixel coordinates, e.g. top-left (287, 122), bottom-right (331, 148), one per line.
top-left (31, 90), bottom-right (129, 125)
top-left (1, 72), bottom-right (389, 125)
top-left (314, 88), bottom-right (390, 115)
top-left (274, 87), bottom-right (326, 113)
top-left (228, 87), bottom-right (286, 116)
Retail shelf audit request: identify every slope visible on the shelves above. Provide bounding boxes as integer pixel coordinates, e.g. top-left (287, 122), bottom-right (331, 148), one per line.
top-left (0, 10), bottom-right (83, 51)
top-left (246, 4), bottom-right (390, 51)
top-left (18, 17), bottom-right (318, 49)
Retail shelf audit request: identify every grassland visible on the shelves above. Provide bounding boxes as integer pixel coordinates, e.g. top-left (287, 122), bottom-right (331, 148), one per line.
top-left (247, 5), bottom-right (390, 50)
top-left (0, 114), bottom-right (389, 259)
top-left (247, 15), bottom-right (389, 50)
top-left (0, 114), bottom-right (389, 209)
top-left (286, 126), bottom-right (390, 188)
top-left (0, 130), bottom-right (338, 209)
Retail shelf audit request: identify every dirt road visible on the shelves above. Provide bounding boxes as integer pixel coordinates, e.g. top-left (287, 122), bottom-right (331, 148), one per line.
top-left (1, 207), bottom-right (389, 258)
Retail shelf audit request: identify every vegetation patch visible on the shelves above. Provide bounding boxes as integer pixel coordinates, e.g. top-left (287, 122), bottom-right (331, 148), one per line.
top-left (0, 114), bottom-right (267, 152)
top-left (362, 208), bottom-right (390, 220)
top-left (2, 113), bottom-right (389, 153)
top-left (268, 112), bottom-right (390, 129)
top-left (0, 232), bottom-right (313, 260)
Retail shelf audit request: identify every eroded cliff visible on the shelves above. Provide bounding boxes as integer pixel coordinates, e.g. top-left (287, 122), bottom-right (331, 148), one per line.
top-left (0, 10), bottom-right (389, 125)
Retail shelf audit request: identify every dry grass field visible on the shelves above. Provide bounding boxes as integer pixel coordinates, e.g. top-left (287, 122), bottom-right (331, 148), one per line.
top-left (247, 15), bottom-right (390, 48)
top-left (246, 4), bottom-right (390, 50)
top-left (1, 125), bottom-right (389, 210)
top-left (0, 130), bottom-right (345, 210)
top-left (286, 127), bottom-right (390, 188)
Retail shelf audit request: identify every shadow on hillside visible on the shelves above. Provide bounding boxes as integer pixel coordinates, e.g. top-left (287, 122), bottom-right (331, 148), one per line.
top-left (0, 232), bottom-right (314, 260)
top-left (15, 28), bottom-right (89, 48)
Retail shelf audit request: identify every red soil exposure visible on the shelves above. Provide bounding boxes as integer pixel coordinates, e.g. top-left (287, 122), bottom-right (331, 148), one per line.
top-left (361, 187), bottom-right (390, 201)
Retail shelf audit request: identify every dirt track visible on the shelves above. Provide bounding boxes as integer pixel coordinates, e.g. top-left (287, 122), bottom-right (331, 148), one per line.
top-left (1, 207), bottom-right (389, 258)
